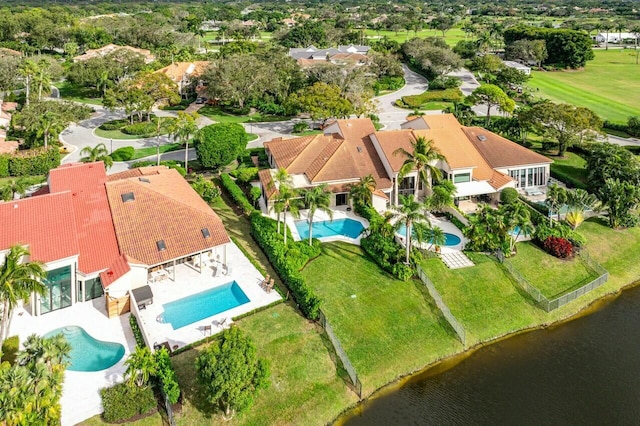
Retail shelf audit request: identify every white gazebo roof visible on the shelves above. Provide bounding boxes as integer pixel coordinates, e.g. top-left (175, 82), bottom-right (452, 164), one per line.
top-left (454, 181), bottom-right (496, 198)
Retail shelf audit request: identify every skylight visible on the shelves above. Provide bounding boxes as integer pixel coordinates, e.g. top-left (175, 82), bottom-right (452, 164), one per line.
top-left (477, 135), bottom-right (487, 142)
top-left (121, 192), bottom-right (135, 202)
top-left (156, 240), bottom-right (166, 251)
top-left (139, 177), bottom-right (150, 183)
top-left (201, 228), bottom-right (211, 238)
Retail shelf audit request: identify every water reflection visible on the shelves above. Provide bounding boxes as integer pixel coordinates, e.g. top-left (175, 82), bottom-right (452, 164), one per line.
top-left (342, 286), bottom-right (640, 425)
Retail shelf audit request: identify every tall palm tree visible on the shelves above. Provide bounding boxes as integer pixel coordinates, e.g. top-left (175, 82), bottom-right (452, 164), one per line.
top-left (269, 168), bottom-right (292, 233)
top-left (546, 183), bottom-right (567, 224)
top-left (601, 20), bottom-right (614, 50)
top-left (394, 195), bottom-right (427, 264)
top-left (173, 111), bottom-right (199, 172)
top-left (20, 60), bottom-right (39, 106)
top-left (502, 201), bottom-right (532, 253)
top-left (1, 178), bottom-right (29, 201)
top-left (302, 184), bottom-right (333, 246)
top-left (0, 246), bottom-right (47, 349)
top-left (34, 59), bottom-right (51, 101)
top-left (348, 174), bottom-right (376, 207)
top-left (33, 111), bottom-right (64, 148)
top-left (394, 136), bottom-right (445, 200)
top-left (125, 346), bottom-right (156, 388)
top-left (631, 24), bottom-right (640, 65)
top-left (280, 185), bottom-right (302, 246)
top-left (80, 143), bottom-right (113, 169)
top-left (565, 188), bottom-right (599, 229)
top-left (428, 225), bottom-right (447, 252)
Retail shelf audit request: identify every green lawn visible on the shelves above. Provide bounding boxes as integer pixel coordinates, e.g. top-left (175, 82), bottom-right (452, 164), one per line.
top-left (526, 49), bottom-right (640, 123)
top-left (364, 27), bottom-right (467, 47)
top-left (420, 101), bottom-right (453, 111)
top-left (55, 81), bottom-right (103, 105)
top-left (293, 130), bottom-right (323, 136)
top-left (0, 175), bottom-right (46, 187)
top-left (420, 253), bottom-right (542, 344)
top-left (302, 242), bottom-right (461, 394)
top-left (549, 152), bottom-right (589, 189)
top-left (129, 143), bottom-right (183, 161)
top-left (198, 106), bottom-right (290, 124)
top-left (171, 304), bottom-right (356, 426)
top-left (509, 242), bottom-right (598, 299)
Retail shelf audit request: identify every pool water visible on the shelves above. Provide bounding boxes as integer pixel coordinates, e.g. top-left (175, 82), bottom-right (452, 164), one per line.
top-left (159, 281), bottom-right (249, 330)
top-left (44, 326), bottom-right (125, 372)
top-left (396, 223), bottom-right (462, 246)
top-left (295, 218), bottom-right (365, 239)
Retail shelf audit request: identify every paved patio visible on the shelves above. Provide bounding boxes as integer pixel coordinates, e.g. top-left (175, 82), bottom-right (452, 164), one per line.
top-left (9, 299), bottom-right (137, 426)
top-left (134, 241), bottom-right (281, 350)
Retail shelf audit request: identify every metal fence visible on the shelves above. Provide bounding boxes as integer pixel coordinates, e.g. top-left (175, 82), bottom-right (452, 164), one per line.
top-left (162, 391), bottom-right (177, 426)
top-left (416, 266), bottom-right (466, 346)
top-left (495, 250), bottom-right (609, 312)
top-left (318, 310), bottom-right (363, 399)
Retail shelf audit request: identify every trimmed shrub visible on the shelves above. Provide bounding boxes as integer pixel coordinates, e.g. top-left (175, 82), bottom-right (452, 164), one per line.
top-left (190, 175), bottom-right (221, 204)
top-left (121, 122), bottom-right (156, 136)
top-left (500, 188), bottom-right (519, 204)
top-left (98, 119), bottom-right (128, 131)
top-left (0, 155), bottom-right (9, 178)
top-left (230, 167), bottom-right (259, 184)
top-left (250, 186), bottom-right (262, 206)
top-left (542, 236), bottom-right (574, 259)
top-left (220, 173), bottom-right (255, 215)
top-left (292, 122), bottom-right (309, 133)
top-left (400, 88), bottom-right (464, 109)
top-left (250, 211), bottom-right (321, 319)
top-left (111, 146), bottom-right (135, 161)
top-left (129, 315), bottom-right (145, 348)
top-left (534, 220), bottom-right (586, 247)
top-left (195, 123), bottom-right (248, 169)
top-left (154, 348), bottom-right (180, 404)
top-left (100, 383), bottom-right (156, 423)
top-left (1, 335), bottom-right (19, 365)
top-left (8, 147), bottom-right (60, 176)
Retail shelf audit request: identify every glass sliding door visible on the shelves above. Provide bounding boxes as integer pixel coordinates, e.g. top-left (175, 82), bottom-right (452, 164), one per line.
top-left (40, 266), bottom-right (72, 314)
top-left (85, 277), bottom-right (104, 300)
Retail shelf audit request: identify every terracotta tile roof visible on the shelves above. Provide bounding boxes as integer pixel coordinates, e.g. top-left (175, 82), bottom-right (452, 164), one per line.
top-left (0, 140), bottom-right (18, 155)
top-left (305, 138), bottom-right (344, 181)
top-left (372, 130), bottom-right (418, 173)
top-left (105, 167), bottom-right (230, 267)
top-left (489, 171), bottom-right (514, 190)
top-left (463, 127), bottom-right (553, 168)
top-left (1, 102), bottom-right (17, 112)
top-left (154, 61), bottom-right (210, 83)
top-left (422, 114), bottom-right (463, 129)
top-left (100, 254), bottom-right (131, 288)
top-left (264, 135), bottom-right (317, 170)
top-left (48, 162), bottom-right (121, 274)
top-left (0, 192), bottom-right (80, 264)
top-left (373, 189), bottom-right (389, 201)
top-left (106, 166), bottom-right (166, 181)
top-left (258, 169), bottom-right (277, 200)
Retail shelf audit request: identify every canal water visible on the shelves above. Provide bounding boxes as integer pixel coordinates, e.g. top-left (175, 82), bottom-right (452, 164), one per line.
top-left (341, 285), bottom-right (640, 425)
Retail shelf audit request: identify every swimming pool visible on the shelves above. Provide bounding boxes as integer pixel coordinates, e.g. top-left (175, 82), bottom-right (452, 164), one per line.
top-left (158, 281), bottom-right (250, 330)
top-left (44, 326), bottom-right (125, 372)
top-left (294, 218), bottom-right (365, 239)
top-left (396, 223), bottom-right (462, 246)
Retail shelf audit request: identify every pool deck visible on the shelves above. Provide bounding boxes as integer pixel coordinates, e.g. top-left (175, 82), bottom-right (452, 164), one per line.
top-left (134, 241), bottom-right (281, 351)
top-left (394, 214), bottom-right (467, 254)
top-left (9, 299), bottom-right (137, 426)
top-left (285, 208), bottom-right (369, 245)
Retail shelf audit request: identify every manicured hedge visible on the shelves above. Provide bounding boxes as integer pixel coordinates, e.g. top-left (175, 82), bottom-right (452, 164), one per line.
top-left (154, 348), bottom-right (180, 405)
top-left (220, 173), bottom-right (255, 215)
top-left (111, 146), bottom-right (135, 161)
top-left (131, 160), bottom-right (186, 176)
top-left (0, 155), bottom-right (8, 178)
top-left (100, 383), bottom-right (156, 423)
top-left (122, 122), bottom-right (156, 137)
top-left (129, 315), bottom-right (145, 348)
top-left (250, 211), bottom-right (322, 320)
top-left (230, 167), bottom-right (259, 184)
top-left (6, 147), bottom-right (60, 177)
top-left (1, 335), bottom-right (19, 365)
top-left (398, 88), bottom-right (464, 109)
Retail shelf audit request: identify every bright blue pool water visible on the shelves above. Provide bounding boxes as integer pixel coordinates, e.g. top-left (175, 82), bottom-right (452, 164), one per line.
top-left (396, 223), bottom-right (462, 246)
top-left (294, 218), bottom-right (365, 239)
top-left (159, 281), bottom-right (250, 330)
top-left (509, 226), bottom-right (531, 236)
top-left (44, 326), bottom-right (125, 372)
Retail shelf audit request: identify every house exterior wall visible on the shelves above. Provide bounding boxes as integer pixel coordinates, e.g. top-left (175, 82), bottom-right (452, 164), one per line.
top-left (496, 163), bottom-right (550, 188)
top-left (372, 194), bottom-right (388, 212)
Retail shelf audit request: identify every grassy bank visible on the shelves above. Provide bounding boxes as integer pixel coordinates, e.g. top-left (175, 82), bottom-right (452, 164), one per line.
top-left (526, 50), bottom-right (640, 123)
top-left (55, 81), bottom-right (103, 105)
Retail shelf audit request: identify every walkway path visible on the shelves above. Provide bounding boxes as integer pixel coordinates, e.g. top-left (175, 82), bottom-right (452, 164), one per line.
top-left (440, 251), bottom-right (475, 269)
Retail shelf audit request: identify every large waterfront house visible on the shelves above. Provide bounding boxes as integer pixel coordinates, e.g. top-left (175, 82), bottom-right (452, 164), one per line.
top-left (0, 162), bottom-right (230, 317)
top-left (259, 114), bottom-right (552, 213)
top-left (153, 61), bottom-right (210, 98)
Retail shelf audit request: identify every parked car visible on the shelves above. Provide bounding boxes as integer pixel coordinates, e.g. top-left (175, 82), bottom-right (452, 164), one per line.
top-left (195, 97), bottom-right (206, 104)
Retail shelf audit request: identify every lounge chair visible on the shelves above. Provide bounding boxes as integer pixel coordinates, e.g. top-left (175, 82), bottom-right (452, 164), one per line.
top-left (216, 317), bottom-right (229, 329)
top-left (214, 266), bottom-right (222, 277)
top-left (203, 325), bottom-right (211, 336)
top-left (266, 279), bottom-right (275, 293)
top-left (261, 274), bottom-right (271, 288)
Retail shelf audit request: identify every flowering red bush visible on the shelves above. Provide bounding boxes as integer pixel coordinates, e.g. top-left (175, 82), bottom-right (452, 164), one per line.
top-left (543, 236), bottom-right (574, 259)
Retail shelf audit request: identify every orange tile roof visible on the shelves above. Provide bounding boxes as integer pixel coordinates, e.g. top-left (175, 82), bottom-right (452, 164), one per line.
top-left (0, 192), bottom-right (80, 264)
top-left (106, 166), bottom-right (166, 181)
top-left (373, 189), bottom-right (389, 200)
top-left (258, 169), bottom-right (277, 200)
top-left (48, 162), bottom-right (121, 274)
top-left (100, 254), bottom-right (131, 288)
top-left (463, 127), bottom-right (553, 168)
top-left (106, 167), bottom-right (230, 267)
top-left (74, 44), bottom-right (155, 62)
top-left (372, 129), bottom-right (418, 173)
top-left (489, 171), bottom-right (514, 190)
top-left (154, 61), bottom-right (210, 83)
top-left (264, 135), bottom-right (317, 170)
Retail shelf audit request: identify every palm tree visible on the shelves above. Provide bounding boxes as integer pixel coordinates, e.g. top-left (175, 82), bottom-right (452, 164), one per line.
top-left (601, 20), bottom-right (614, 50)
top-left (280, 185), bottom-right (302, 246)
top-left (615, 20), bottom-right (627, 46)
top-left (155, 116), bottom-right (166, 166)
top-left (502, 202), bottom-right (532, 253)
top-left (97, 70), bottom-right (110, 97)
top-left (0, 246), bottom-right (47, 349)
top-left (302, 184), bottom-right (333, 246)
top-left (173, 111), bottom-right (199, 172)
top-left (565, 189), bottom-right (599, 229)
top-left (18, 333), bottom-right (70, 372)
top-left (125, 346), bottom-right (156, 388)
top-left (428, 225), bottom-right (447, 252)
top-left (348, 174), bottom-right (376, 207)
top-left (425, 180), bottom-right (456, 212)
top-left (1, 178), bottom-right (29, 201)
top-left (546, 183), bottom-right (567, 224)
top-left (34, 59), bottom-right (51, 101)
top-left (631, 25), bottom-right (640, 65)
top-left (394, 136), bottom-right (445, 200)
top-left (20, 60), bottom-right (39, 106)
top-left (79, 143), bottom-right (113, 169)
top-left (33, 111), bottom-right (64, 148)
top-left (394, 195), bottom-right (426, 264)
top-left (269, 168), bottom-right (292, 234)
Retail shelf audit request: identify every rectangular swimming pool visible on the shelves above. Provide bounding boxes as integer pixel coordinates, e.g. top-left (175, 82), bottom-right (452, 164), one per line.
top-left (294, 218), bottom-right (365, 239)
top-left (160, 281), bottom-right (250, 330)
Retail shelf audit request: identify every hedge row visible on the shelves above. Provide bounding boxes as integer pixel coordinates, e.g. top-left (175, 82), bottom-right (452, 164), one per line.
top-left (220, 173), bottom-right (255, 215)
top-left (101, 382), bottom-right (156, 423)
top-left (111, 146), bottom-right (135, 161)
top-left (154, 348), bottom-right (180, 405)
top-left (129, 315), bottom-right (145, 348)
top-left (398, 88), bottom-right (464, 109)
top-left (0, 147), bottom-right (60, 177)
top-left (250, 211), bottom-right (322, 320)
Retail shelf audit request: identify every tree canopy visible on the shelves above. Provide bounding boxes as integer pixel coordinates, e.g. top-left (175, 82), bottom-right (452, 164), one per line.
top-left (467, 84), bottom-right (515, 125)
top-left (194, 123), bottom-right (248, 169)
top-left (287, 82), bottom-right (354, 124)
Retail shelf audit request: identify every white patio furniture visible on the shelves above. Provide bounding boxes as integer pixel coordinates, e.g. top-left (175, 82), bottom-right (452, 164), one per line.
top-left (150, 269), bottom-right (169, 283)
